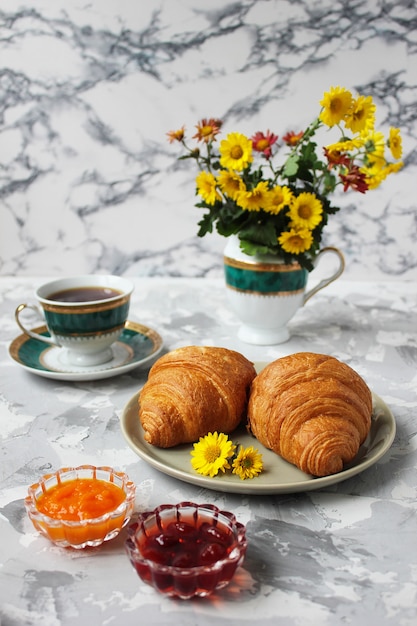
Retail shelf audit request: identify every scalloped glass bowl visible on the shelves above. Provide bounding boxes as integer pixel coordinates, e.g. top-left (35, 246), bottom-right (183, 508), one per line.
top-left (125, 501), bottom-right (247, 599)
top-left (25, 465), bottom-right (136, 549)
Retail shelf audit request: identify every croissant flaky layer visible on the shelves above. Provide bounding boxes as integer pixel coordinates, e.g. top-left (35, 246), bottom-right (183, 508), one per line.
top-left (247, 352), bottom-right (373, 477)
top-left (138, 346), bottom-right (256, 448)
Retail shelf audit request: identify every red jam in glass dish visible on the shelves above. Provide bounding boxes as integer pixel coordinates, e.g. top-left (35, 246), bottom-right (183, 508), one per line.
top-left (125, 502), bottom-right (247, 599)
top-left (25, 465), bottom-right (136, 549)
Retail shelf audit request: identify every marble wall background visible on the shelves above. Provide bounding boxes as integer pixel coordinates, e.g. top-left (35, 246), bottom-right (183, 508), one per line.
top-left (0, 0), bottom-right (416, 280)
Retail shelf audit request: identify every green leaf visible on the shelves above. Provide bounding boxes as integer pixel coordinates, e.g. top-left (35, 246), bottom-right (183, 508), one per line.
top-left (282, 154), bottom-right (299, 177)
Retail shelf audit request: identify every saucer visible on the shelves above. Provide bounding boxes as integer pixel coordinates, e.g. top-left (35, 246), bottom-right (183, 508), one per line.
top-left (9, 321), bottom-right (163, 381)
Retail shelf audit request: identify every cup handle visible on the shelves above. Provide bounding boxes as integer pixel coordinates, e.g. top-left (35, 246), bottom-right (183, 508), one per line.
top-left (15, 303), bottom-right (60, 347)
top-left (303, 247), bottom-right (345, 304)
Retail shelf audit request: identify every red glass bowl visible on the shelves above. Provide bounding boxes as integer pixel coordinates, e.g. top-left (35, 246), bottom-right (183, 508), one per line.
top-left (25, 465), bottom-right (136, 549)
top-left (125, 501), bottom-right (247, 599)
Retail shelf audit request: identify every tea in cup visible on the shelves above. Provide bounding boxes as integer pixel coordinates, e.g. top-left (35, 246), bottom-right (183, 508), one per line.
top-left (15, 275), bottom-right (134, 366)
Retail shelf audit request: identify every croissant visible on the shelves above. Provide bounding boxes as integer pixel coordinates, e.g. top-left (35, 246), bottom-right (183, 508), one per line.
top-left (247, 352), bottom-right (372, 477)
top-left (138, 346), bottom-right (256, 448)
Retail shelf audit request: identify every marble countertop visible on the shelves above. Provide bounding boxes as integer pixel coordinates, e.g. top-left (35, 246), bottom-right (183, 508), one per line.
top-left (1, 276), bottom-right (416, 626)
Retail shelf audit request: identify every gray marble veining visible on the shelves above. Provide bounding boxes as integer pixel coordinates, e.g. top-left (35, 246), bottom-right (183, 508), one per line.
top-left (0, 0), bottom-right (416, 279)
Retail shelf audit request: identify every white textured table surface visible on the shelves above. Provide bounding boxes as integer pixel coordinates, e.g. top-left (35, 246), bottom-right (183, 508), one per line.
top-left (1, 277), bottom-right (416, 626)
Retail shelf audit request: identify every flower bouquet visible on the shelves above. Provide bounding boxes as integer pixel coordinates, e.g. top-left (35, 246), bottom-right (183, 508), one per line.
top-left (168, 86), bottom-right (403, 271)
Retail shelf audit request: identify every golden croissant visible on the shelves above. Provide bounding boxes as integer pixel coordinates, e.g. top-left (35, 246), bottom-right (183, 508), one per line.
top-left (247, 352), bottom-right (372, 477)
top-left (138, 346), bottom-right (256, 448)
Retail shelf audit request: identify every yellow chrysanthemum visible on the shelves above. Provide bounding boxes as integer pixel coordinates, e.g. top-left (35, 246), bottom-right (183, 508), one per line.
top-left (279, 228), bottom-right (314, 254)
top-left (389, 127), bottom-right (403, 159)
top-left (237, 181), bottom-right (270, 212)
top-left (264, 185), bottom-right (293, 215)
top-left (345, 95), bottom-right (376, 134)
top-left (190, 432), bottom-right (235, 477)
top-left (319, 86), bottom-right (353, 127)
top-left (362, 159), bottom-right (404, 189)
top-left (232, 445), bottom-right (264, 480)
top-left (289, 193), bottom-right (323, 230)
top-left (363, 130), bottom-right (385, 158)
top-left (196, 171), bottom-right (222, 205)
top-left (217, 169), bottom-right (245, 200)
top-left (325, 137), bottom-right (365, 154)
top-left (219, 132), bottom-right (253, 171)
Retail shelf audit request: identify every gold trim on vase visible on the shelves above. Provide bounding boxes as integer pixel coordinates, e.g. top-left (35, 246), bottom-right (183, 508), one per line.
top-left (225, 284), bottom-right (305, 297)
top-left (224, 255), bottom-right (302, 272)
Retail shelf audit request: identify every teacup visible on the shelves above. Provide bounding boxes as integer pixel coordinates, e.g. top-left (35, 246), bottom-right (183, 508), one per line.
top-left (15, 275), bottom-right (134, 367)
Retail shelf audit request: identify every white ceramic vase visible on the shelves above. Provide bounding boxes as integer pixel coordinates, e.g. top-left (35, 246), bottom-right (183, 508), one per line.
top-left (224, 235), bottom-right (345, 345)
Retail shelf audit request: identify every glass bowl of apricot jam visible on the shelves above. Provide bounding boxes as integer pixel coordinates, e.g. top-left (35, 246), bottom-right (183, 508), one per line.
top-left (25, 465), bottom-right (136, 549)
top-left (125, 501), bottom-right (247, 599)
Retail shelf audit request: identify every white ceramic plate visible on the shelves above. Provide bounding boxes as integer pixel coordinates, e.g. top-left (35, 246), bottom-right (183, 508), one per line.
top-left (9, 321), bottom-right (163, 382)
top-left (120, 384), bottom-right (396, 495)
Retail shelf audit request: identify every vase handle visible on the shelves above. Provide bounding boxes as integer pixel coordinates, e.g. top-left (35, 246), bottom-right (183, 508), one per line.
top-left (303, 247), bottom-right (345, 304)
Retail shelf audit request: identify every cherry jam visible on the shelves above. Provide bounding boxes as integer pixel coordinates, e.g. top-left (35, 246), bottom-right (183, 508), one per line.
top-left (125, 503), bottom-right (247, 599)
top-left (139, 519), bottom-right (233, 568)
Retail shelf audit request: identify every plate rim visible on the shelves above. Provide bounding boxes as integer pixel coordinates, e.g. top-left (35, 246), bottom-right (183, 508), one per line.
top-left (120, 377), bottom-right (396, 495)
top-left (8, 320), bottom-right (164, 382)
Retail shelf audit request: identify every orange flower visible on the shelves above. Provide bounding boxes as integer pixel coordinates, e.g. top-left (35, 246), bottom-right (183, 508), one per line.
top-left (193, 118), bottom-right (222, 143)
top-left (166, 126), bottom-right (185, 143)
top-left (282, 130), bottom-right (303, 146)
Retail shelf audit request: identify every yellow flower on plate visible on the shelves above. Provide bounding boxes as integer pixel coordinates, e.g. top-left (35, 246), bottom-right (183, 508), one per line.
top-left (196, 171), bottom-right (222, 205)
top-left (232, 445), bottom-right (264, 480)
top-left (289, 192), bottom-right (323, 230)
top-left (319, 86), bottom-right (353, 127)
top-left (191, 432), bottom-right (236, 477)
top-left (219, 132), bottom-right (253, 171)
top-left (279, 227), bottom-right (314, 254)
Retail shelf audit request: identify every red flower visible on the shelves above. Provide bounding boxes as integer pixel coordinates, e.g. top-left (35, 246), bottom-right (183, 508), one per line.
top-left (251, 130), bottom-right (278, 158)
top-left (339, 165), bottom-right (369, 193)
top-left (282, 130), bottom-right (304, 146)
top-left (323, 147), bottom-right (352, 170)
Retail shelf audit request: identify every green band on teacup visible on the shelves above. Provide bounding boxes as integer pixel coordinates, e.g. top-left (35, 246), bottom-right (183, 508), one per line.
top-left (43, 301), bottom-right (130, 336)
top-left (224, 259), bottom-right (308, 295)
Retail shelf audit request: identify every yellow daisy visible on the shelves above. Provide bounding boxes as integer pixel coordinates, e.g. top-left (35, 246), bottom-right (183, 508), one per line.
top-left (237, 181), bottom-right (270, 212)
top-left (289, 192), bottom-right (323, 229)
top-left (362, 159), bottom-right (404, 189)
top-left (217, 169), bottom-right (245, 200)
top-left (363, 130), bottom-right (386, 158)
top-left (219, 132), bottom-right (253, 171)
top-left (325, 137), bottom-right (365, 154)
top-left (196, 171), bottom-right (222, 205)
top-left (279, 227), bottom-right (314, 254)
top-left (345, 95), bottom-right (376, 134)
top-left (232, 445), bottom-right (264, 480)
top-left (388, 127), bottom-right (403, 160)
top-left (319, 86), bottom-right (353, 127)
top-left (264, 185), bottom-right (293, 215)
top-left (190, 432), bottom-right (235, 477)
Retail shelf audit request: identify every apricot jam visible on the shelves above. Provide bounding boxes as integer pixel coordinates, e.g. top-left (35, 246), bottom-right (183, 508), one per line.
top-left (25, 466), bottom-right (136, 549)
top-left (36, 478), bottom-right (126, 520)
